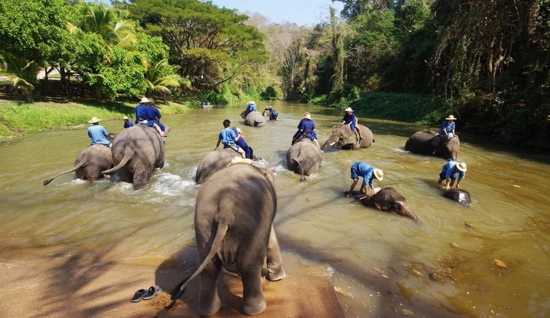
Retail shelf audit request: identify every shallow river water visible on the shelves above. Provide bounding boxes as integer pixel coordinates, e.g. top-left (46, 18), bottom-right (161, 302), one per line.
top-left (1, 101), bottom-right (549, 317)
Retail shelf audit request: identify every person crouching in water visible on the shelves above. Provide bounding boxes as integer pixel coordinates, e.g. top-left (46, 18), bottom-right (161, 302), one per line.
top-left (215, 119), bottom-right (246, 158)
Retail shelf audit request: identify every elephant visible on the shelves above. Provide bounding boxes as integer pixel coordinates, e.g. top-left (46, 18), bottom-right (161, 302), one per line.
top-left (287, 138), bottom-right (323, 181)
top-left (321, 123), bottom-right (374, 151)
top-left (405, 130), bottom-right (460, 161)
top-left (195, 148), bottom-right (241, 184)
top-left (43, 144), bottom-right (114, 185)
top-left (171, 160), bottom-right (285, 316)
top-left (240, 110), bottom-right (265, 127)
top-left (101, 125), bottom-right (168, 190)
top-left (443, 188), bottom-right (472, 205)
top-left (347, 187), bottom-right (418, 221)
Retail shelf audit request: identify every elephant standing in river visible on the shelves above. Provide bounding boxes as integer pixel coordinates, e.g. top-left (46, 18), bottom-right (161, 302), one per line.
top-left (240, 110), bottom-right (265, 127)
top-left (43, 144), bottom-right (114, 185)
top-left (101, 125), bottom-right (168, 190)
top-left (287, 138), bottom-right (323, 181)
top-left (195, 148), bottom-right (241, 184)
top-left (321, 123), bottom-right (374, 151)
top-left (171, 161), bottom-right (285, 316)
top-left (405, 130), bottom-right (460, 161)
top-left (352, 187), bottom-right (418, 221)
top-left (443, 188), bottom-right (472, 206)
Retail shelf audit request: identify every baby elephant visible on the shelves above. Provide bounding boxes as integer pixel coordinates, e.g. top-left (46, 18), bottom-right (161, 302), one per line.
top-left (359, 187), bottom-right (419, 221)
top-left (443, 188), bottom-right (472, 205)
top-left (172, 161), bottom-right (285, 316)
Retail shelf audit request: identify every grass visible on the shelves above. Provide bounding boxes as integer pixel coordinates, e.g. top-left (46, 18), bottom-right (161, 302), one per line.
top-left (0, 99), bottom-right (190, 143)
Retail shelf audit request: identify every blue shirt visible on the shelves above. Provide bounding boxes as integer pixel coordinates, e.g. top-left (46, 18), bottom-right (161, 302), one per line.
top-left (441, 160), bottom-right (466, 179)
top-left (146, 106), bottom-right (162, 121)
top-left (350, 161), bottom-right (375, 185)
top-left (343, 113), bottom-right (358, 130)
top-left (124, 121), bottom-right (134, 128)
top-left (298, 119), bottom-right (315, 133)
top-left (244, 104), bottom-right (257, 116)
top-left (135, 104), bottom-right (148, 123)
top-left (87, 125), bottom-right (110, 146)
top-left (218, 128), bottom-right (237, 144)
top-left (440, 121), bottom-right (455, 136)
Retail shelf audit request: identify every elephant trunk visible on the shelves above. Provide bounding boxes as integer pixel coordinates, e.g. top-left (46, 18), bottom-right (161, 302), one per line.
top-left (321, 136), bottom-right (336, 151)
top-left (399, 204), bottom-right (419, 221)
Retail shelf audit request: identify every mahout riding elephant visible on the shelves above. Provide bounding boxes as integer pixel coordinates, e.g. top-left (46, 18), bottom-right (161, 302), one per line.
top-left (171, 160), bottom-right (285, 316)
top-left (287, 138), bottom-right (323, 182)
top-left (347, 187), bottom-right (418, 221)
top-left (405, 130), bottom-right (460, 161)
top-left (240, 110), bottom-right (265, 127)
top-left (443, 188), bottom-right (471, 205)
top-left (101, 125), bottom-right (168, 190)
top-left (321, 123), bottom-right (374, 151)
top-left (195, 148), bottom-right (241, 184)
top-left (43, 144), bottom-right (114, 185)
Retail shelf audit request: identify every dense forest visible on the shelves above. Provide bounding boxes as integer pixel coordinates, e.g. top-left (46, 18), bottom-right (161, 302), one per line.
top-left (0, 0), bottom-right (549, 148)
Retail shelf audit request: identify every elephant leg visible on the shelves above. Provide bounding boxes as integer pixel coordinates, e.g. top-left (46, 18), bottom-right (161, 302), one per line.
top-left (266, 226), bottom-right (285, 282)
top-left (241, 266), bottom-right (267, 315)
top-left (198, 257), bottom-right (223, 317)
top-left (133, 166), bottom-right (152, 190)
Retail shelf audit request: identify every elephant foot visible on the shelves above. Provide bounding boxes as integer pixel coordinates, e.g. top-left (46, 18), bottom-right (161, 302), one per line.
top-left (267, 267), bottom-right (285, 281)
top-left (199, 295), bottom-right (222, 317)
top-left (242, 297), bottom-right (267, 316)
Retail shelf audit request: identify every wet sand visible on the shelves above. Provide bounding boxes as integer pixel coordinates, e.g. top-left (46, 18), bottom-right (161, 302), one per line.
top-left (0, 254), bottom-right (344, 317)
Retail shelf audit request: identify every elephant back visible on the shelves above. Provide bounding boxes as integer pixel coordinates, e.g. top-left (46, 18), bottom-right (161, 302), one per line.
top-left (443, 188), bottom-right (471, 205)
top-left (287, 139), bottom-right (322, 177)
top-left (196, 149), bottom-right (241, 184)
top-left (405, 130), bottom-right (438, 154)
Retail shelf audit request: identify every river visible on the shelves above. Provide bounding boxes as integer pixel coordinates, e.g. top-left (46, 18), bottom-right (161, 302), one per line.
top-left (0, 101), bottom-right (549, 317)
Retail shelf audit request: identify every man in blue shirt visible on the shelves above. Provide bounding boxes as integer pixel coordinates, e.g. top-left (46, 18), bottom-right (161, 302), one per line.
top-left (244, 101), bottom-right (257, 117)
top-left (87, 117), bottom-right (111, 147)
top-left (292, 112), bottom-right (322, 151)
top-left (433, 115), bottom-right (457, 153)
top-left (135, 97), bottom-right (150, 125)
top-left (215, 119), bottom-right (245, 158)
top-left (342, 107), bottom-right (364, 140)
top-left (123, 116), bottom-right (134, 129)
top-left (347, 161), bottom-right (383, 197)
top-left (437, 160), bottom-right (467, 190)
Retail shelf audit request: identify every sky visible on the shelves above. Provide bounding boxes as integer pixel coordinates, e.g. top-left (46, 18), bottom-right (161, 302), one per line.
top-left (96, 0), bottom-right (344, 26)
top-left (209, 0), bottom-right (345, 26)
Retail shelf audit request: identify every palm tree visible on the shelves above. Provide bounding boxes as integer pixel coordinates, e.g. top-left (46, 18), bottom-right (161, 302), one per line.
top-left (145, 59), bottom-right (189, 100)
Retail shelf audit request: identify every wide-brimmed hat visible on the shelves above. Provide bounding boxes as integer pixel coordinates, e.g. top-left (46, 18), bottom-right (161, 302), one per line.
top-left (345, 107), bottom-right (353, 112)
top-left (123, 116), bottom-right (129, 120)
top-left (88, 117), bottom-right (101, 124)
top-left (247, 101), bottom-right (255, 105)
top-left (446, 115), bottom-right (456, 120)
top-left (374, 169), bottom-right (384, 181)
top-left (304, 113), bottom-right (311, 120)
top-left (236, 127), bottom-right (242, 133)
top-left (140, 97), bottom-right (150, 103)
top-left (456, 162), bottom-right (467, 172)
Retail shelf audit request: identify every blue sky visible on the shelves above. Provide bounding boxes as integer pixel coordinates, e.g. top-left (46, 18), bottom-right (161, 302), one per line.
top-left (95, 0), bottom-right (344, 26)
top-left (210, 0), bottom-right (344, 25)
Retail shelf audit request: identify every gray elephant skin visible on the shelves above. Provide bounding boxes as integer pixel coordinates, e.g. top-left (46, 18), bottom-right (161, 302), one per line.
top-left (195, 148), bottom-right (240, 184)
top-left (443, 188), bottom-right (471, 205)
top-left (43, 144), bottom-right (114, 185)
top-left (405, 130), bottom-right (460, 161)
top-left (240, 110), bottom-right (265, 127)
top-left (101, 125), bottom-right (167, 190)
top-left (171, 162), bottom-right (285, 316)
top-left (287, 138), bottom-right (323, 181)
top-left (348, 187), bottom-right (418, 221)
top-left (321, 123), bottom-right (374, 151)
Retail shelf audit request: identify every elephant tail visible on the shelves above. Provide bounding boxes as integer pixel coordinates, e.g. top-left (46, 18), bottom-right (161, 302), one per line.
top-left (171, 223), bottom-right (229, 300)
top-left (43, 161), bottom-right (87, 185)
top-left (292, 159), bottom-right (306, 182)
top-left (101, 150), bottom-right (134, 175)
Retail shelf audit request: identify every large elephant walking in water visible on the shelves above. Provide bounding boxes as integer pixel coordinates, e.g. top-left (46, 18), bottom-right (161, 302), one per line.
top-left (321, 123), bottom-right (374, 151)
top-left (43, 144), bottom-right (114, 185)
top-left (240, 110), bottom-right (265, 127)
top-left (405, 130), bottom-right (460, 161)
top-left (195, 148), bottom-right (241, 184)
top-left (101, 125), bottom-right (168, 190)
top-left (171, 161), bottom-right (285, 316)
top-left (287, 138), bottom-right (323, 181)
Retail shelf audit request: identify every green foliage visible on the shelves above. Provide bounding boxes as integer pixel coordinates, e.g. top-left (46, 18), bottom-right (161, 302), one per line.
top-left (261, 86), bottom-right (282, 100)
top-left (350, 91), bottom-right (449, 125)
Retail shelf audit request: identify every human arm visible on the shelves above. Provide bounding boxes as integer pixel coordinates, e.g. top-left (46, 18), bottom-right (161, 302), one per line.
top-left (215, 138), bottom-right (221, 149)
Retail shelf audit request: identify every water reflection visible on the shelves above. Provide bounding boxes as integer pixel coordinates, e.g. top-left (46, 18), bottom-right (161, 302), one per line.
top-left (0, 100), bottom-right (549, 316)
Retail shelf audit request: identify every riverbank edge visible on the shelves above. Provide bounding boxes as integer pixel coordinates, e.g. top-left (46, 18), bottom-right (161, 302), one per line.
top-left (0, 99), bottom-right (191, 145)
